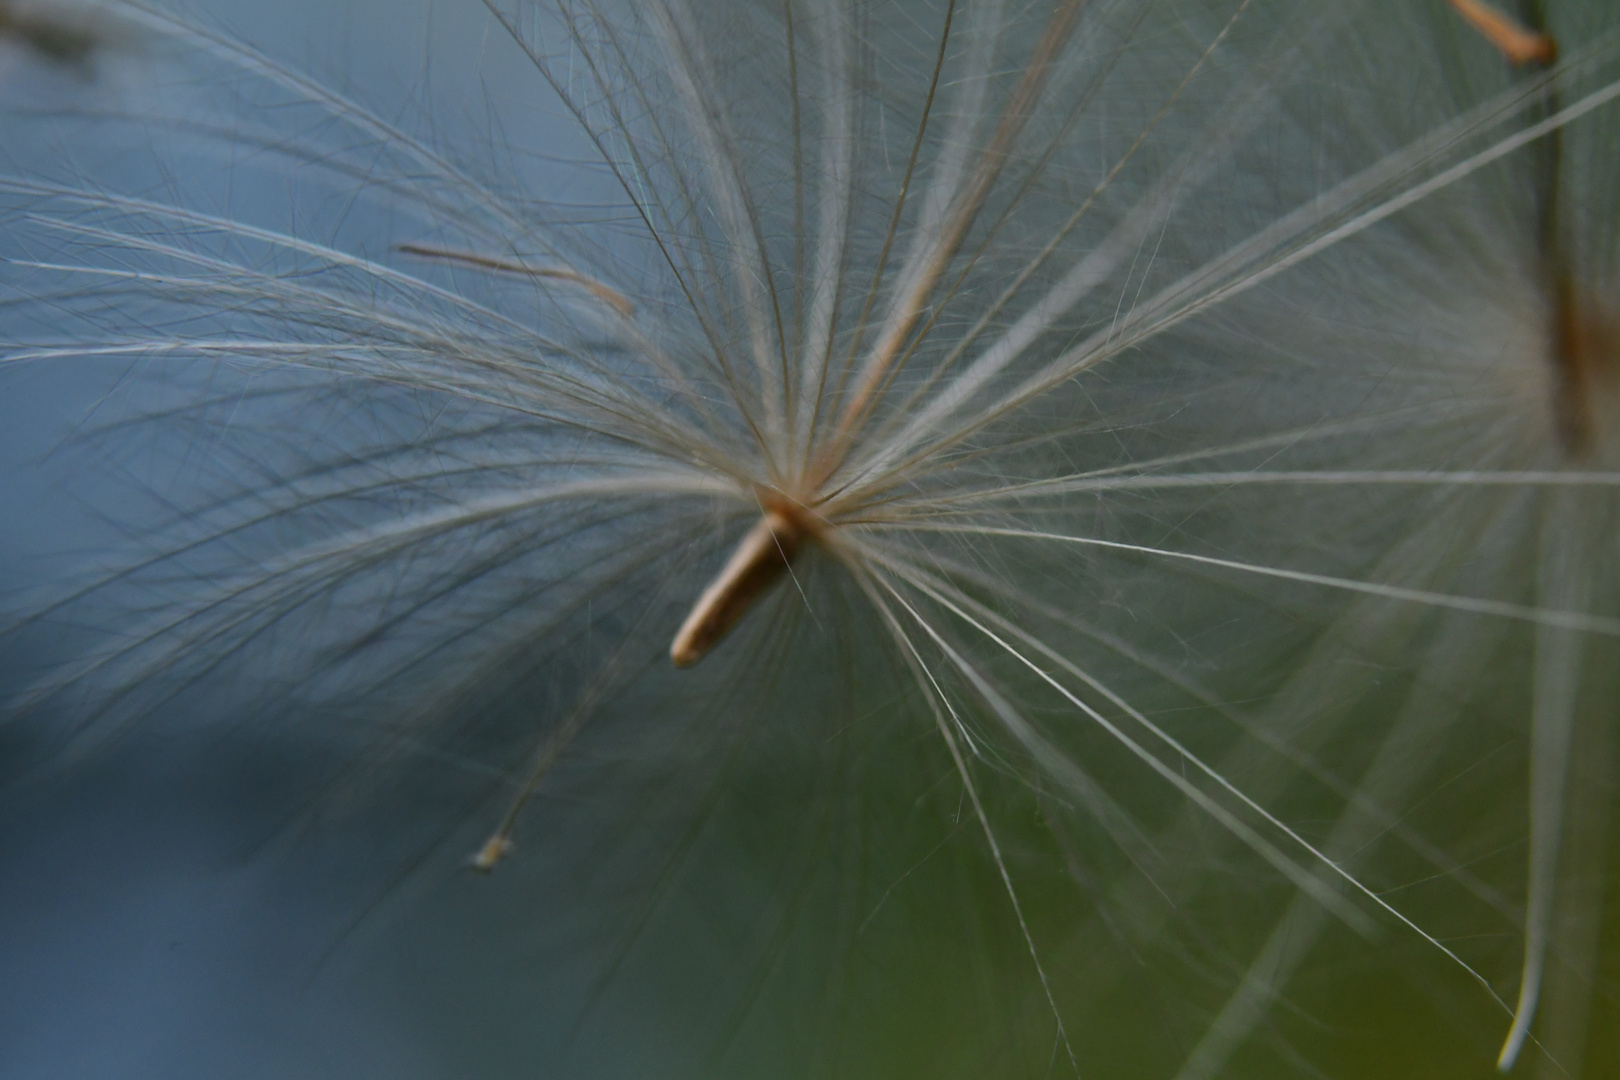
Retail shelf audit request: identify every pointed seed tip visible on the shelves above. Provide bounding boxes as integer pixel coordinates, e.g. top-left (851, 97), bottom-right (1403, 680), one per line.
top-left (470, 835), bottom-right (513, 873)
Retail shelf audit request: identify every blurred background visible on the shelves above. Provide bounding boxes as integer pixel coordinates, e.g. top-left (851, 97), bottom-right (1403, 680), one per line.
top-left (1, 2), bottom-right (1616, 1078)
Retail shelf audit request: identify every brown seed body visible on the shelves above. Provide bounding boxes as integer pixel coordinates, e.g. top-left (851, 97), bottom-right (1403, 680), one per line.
top-left (1445, 0), bottom-right (1557, 66)
top-left (669, 506), bottom-right (812, 666)
top-left (0, 5), bottom-right (96, 65)
top-left (1550, 287), bottom-right (1620, 456)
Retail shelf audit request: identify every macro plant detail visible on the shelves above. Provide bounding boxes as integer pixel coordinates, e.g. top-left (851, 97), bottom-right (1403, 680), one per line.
top-left (1, 0), bottom-right (1618, 1077)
